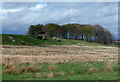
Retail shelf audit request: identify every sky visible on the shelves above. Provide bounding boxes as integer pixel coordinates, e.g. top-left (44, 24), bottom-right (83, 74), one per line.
top-left (1, 2), bottom-right (118, 39)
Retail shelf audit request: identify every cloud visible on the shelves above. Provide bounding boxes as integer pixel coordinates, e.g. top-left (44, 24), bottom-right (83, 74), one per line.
top-left (2, 2), bottom-right (118, 39)
top-left (115, 32), bottom-right (118, 34)
top-left (30, 2), bottom-right (47, 10)
top-left (2, 2), bottom-right (38, 9)
top-left (2, 8), bottom-right (22, 13)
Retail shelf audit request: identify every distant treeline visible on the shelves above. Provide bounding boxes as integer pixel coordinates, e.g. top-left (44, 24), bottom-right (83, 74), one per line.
top-left (27, 23), bottom-right (113, 45)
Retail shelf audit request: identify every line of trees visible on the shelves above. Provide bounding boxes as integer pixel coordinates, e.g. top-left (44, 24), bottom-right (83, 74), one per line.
top-left (27, 23), bottom-right (113, 45)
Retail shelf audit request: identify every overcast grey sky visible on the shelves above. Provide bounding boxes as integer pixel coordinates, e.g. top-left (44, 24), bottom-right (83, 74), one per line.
top-left (1, 2), bottom-right (118, 39)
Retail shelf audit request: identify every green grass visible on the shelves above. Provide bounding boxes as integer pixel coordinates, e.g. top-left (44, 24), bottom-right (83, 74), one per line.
top-left (2, 62), bottom-right (118, 80)
top-left (0, 65), bottom-right (2, 81)
top-left (2, 34), bottom-right (118, 80)
top-left (2, 34), bottom-right (115, 47)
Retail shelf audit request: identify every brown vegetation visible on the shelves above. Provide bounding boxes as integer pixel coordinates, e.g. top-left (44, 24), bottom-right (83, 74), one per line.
top-left (48, 65), bottom-right (57, 71)
top-left (88, 67), bottom-right (99, 74)
top-left (3, 64), bottom-right (42, 74)
top-left (36, 73), bottom-right (40, 78)
top-left (104, 61), bottom-right (114, 72)
top-left (69, 70), bottom-right (74, 76)
top-left (2, 45), bottom-right (118, 65)
top-left (54, 72), bottom-right (65, 77)
top-left (2, 44), bottom-right (118, 78)
top-left (47, 72), bottom-right (54, 78)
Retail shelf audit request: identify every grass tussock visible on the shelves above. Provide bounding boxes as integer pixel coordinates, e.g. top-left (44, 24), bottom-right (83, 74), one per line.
top-left (48, 65), bottom-right (57, 71)
top-left (54, 72), bottom-right (65, 77)
top-left (69, 70), bottom-right (74, 76)
top-left (42, 72), bottom-right (65, 78)
top-left (88, 67), bottom-right (99, 74)
top-left (104, 61), bottom-right (114, 72)
top-left (3, 65), bottom-right (19, 74)
top-left (19, 66), bottom-right (42, 73)
top-left (3, 64), bottom-right (42, 74)
top-left (4, 63), bottom-right (14, 69)
top-left (56, 61), bottom-right (62, 64)
top-left (43, 72), bottom-right (48, 78)
top-left (36, 73), bottom-right (41, 78)
top-left (47, 72), bottom-right (54, 78)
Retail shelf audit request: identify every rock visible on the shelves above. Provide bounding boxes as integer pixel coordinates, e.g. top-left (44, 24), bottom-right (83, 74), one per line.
top-left (12, 39), bottom-right (16, 42)
top-left (42, 34), bottom-right (47, 40)
top-left (37, 34), bottom-right (43, 40)
top-left (20, 41), bottom-right (25, 45)
top-left (37, 32), bottom-right (47, 40)
top-left (53, 37), bottom-right (61, 42)
top-left (8, 35), bottom-right (15, 39)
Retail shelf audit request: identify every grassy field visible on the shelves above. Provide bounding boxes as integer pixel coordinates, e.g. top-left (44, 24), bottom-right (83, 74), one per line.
top-left (2, 62), bottom-right (118, 80)
top-left (2, 34), bottom-right (115, 47)
top-left (2, 34), bottom-right (118, 80)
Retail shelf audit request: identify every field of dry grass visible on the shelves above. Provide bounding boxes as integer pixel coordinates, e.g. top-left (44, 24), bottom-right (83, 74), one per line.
top-left (2, 44), bottom-right (118, 64)
top-left (2, 44), bottom-right (118, 80)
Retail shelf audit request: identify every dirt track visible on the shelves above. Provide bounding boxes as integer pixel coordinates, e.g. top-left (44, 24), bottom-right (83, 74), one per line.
top-left (2, 45), bottom-right (118, 64)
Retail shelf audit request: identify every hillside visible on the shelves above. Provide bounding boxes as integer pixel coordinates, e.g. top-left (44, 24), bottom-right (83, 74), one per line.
top-left (2, 34), bottom-right (118, 80)
top-left (2, 34), bottom-right (114, 47)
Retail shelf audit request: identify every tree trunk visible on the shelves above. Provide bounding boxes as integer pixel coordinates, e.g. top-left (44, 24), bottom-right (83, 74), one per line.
top-left (81, 35), bottom-right (84, 40)
top-left (75, 36), bottom-right (77, 40)
top-left (94, 36), bottom-right (96, 42)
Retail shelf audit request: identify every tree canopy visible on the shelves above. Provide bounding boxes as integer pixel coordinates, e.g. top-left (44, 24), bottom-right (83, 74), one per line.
top-left (27, 23), bottom-right (113, 45)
